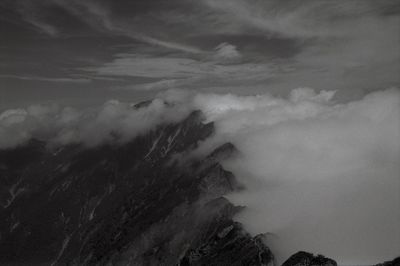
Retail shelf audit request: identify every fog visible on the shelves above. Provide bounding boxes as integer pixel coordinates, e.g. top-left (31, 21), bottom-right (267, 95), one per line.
top-left (1, 87), bottom-right (399, 264)
top-left (0, 99), bottom-right (192, 148)
top-left (193, 88), bottom-right (400, 265)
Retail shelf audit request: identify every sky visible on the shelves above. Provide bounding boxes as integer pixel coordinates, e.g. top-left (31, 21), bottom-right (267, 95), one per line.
top-left (1, 0), bottom-right (399, 109)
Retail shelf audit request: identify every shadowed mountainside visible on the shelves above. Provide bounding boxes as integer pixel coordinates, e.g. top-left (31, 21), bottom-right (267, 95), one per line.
top-left (0, 110), bottom-right (273, 265)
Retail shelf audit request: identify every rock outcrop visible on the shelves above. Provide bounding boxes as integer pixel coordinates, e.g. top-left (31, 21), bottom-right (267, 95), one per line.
top-left (282, 251), bottom-right (337, 266)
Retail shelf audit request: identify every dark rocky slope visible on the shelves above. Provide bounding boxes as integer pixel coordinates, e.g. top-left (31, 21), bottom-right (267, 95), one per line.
top-left (0, 110), bottom-right (273, 265)
top-left (281, 252), bottom-right (400, 266)
top-left (375, 257), bottom-right (400, 266)
top-left (281, 252), bottom-right (336, 266)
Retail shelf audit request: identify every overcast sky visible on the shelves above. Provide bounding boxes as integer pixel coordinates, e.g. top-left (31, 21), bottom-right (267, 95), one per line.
top-left (1, 0), bottom-right (399, 109)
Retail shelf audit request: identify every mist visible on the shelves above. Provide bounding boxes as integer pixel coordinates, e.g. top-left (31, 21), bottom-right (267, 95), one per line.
top-left (0, 99), bottom-right (192, 149)
top-left (1, 87), bottom-right (399, 264)
top-left (195, 88), bottom-right (400, 265)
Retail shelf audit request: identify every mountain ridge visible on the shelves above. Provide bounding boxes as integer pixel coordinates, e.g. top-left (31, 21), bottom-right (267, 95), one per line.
top-left (1, 109), bottom-right (394, 265)
top-left (0, 110), bottom-right (274, 265)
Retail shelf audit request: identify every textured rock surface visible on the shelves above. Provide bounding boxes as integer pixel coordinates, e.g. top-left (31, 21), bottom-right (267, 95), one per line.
top-left (0, 110), bottom-right (273, 265)
top-left (281, 251), bottom-right (337, 266)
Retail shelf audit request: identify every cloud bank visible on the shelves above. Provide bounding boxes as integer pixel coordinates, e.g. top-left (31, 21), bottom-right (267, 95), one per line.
top-left (191, 88), bottom-right (400, 265)
top-left (1, 87), bottom-right (399, 265)
top-left (158, 87), bottom-right (400, 264)
top-left (0, 99), bottom-right (192, 148)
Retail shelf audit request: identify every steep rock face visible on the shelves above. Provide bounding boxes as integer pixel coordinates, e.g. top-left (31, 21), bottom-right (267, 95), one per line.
top-left (282, 251), bottom-right (337, 266)
top-left (0, 110), bottom-right (273, 265)
top-left (179, 209), bottom-right (273, 266)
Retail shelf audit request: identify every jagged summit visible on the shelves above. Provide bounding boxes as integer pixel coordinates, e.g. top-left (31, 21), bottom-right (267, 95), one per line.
top-left (0, 110), bottom-right (272, 265)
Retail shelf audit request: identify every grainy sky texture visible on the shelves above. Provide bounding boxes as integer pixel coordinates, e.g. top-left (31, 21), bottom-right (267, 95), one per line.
top-left (1, 0), bottom-right (399, 109)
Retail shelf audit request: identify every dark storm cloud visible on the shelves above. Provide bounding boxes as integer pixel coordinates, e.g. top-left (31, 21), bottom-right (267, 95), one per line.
top-left (0, 0), bottom-right (399, 107)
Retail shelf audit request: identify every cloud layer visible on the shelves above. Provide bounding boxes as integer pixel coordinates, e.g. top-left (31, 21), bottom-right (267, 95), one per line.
top-left (1, 87), bottom-right (399, 265)
top-left (0, 99), bottom-right (192, 148)
top-left (192, 88), bottom-right (400, 265)
top-left (157, 87), bottom-right (400, 264)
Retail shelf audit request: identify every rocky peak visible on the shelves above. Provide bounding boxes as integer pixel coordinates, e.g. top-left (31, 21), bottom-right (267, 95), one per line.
top-left (0, 110), bottom-right (273, 265)
top-left (206, 142), bottom-right (238, 162)
top-left (282, 251), bottom-right (337, 266)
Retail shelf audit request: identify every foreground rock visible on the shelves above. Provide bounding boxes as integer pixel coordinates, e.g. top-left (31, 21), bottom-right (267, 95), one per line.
top-left (0, 110), bottom-right (273, 265)
top-left (282, 251), bottom-right (337, 266)
top-left (375, 257), bottom-right (400, 266)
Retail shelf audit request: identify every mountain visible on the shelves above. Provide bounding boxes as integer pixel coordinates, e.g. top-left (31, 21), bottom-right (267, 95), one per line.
top-left (0, 110), bottom-right (274, 265)
top-left (2, 108), bottom-right (394, 266)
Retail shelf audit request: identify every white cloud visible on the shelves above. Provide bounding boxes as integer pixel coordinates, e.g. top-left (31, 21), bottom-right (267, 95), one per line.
top-left (156, 87), bottom-right (400, 265)
top-left (92, 56), bottom-right (210, 78)
top-left (199, 0), bottom-right (400, 95)
top-left (214, 42), bottom-right (241, 60)
top-left (0, 109), bottom-right (27, 126)
top-left (191, 88), bottom-right (400, 265)
top-left (89, 53), bottom-right (277, 90)
top-left (0, 74), bottom-right (91, 83)
top-left (0, 87), bottom-right (398, 265)
top-left (0, 99), bottom-right (192, 149)
top-left (54, 0), bottom-right (204, 54)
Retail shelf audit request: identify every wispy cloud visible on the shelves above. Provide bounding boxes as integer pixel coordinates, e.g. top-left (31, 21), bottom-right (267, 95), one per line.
top-left (11, 0), bottom-right (59, 36)
top-left (23, 17), bottom-right (58, 36)
top-left (86, 45), bottom-right (280, 91)
top-left (52, 0), bottom-right (205, 54)
top-left (1, 0), bottom-right (399, 100)
top-left (0, 74), bottom-right (91, 83)
top-left (82, 0), bottom-right (399, 96)
top-left (198, 0), bottom-right (400, 96)
top-left (201, 0), bottom-right (395, 38)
